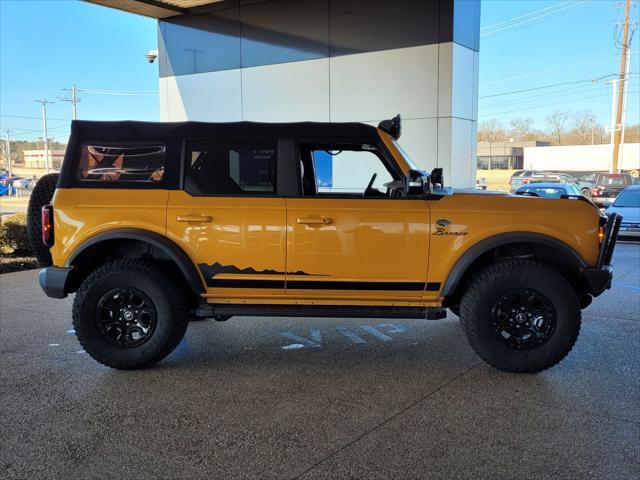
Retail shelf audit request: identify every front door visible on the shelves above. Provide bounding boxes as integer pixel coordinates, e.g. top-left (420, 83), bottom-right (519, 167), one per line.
top-left (167, 137), bottom-right (286, 300)
top-left (285, 143), bottom-right (430, 301)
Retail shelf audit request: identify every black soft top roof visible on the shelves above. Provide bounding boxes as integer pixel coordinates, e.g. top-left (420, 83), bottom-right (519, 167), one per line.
top-left (68, 119), bottom-right (381, 142)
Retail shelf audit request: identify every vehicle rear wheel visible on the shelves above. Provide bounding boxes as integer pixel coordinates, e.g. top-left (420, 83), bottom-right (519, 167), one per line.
top-left (459, 260), bottom-right (580, 373)
top-left (26, 173), bottom-right (59, 267)
top-left (581, 187), bottom-right (591, 198)
top-left (73, 260), bottom-right (189, 369)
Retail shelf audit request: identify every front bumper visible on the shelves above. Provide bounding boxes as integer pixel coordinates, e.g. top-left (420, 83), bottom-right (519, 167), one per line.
top-left (618, 222), bottom-right (640, 237)
top-left (583, 213), bottom-right (622, 296)
top-left (39, 267), bottom-right (72, 299)
top-left (592, 197), bottom-right (616, 207)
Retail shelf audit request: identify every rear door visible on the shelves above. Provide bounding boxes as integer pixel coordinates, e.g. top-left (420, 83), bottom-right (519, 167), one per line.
top-left (167, 137), bottom-right (287, 300)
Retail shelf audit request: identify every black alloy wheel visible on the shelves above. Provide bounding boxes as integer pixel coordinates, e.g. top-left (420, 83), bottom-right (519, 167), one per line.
top-left (96, 287), bottom-right (157, 347)
top-left (490, 288), bottom-right (556, 350)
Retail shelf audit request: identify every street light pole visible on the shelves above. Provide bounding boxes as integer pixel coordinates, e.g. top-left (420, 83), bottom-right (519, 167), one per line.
top-left (34, 99), bottom-right (54, 174)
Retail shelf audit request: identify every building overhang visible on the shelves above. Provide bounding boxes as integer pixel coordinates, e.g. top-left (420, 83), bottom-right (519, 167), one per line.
top-left (85, 0), bottom-right (225, 19)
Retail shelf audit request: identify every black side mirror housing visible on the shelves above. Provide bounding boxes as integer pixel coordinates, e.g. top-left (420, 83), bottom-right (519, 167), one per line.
top-left (430, 168), bottom-right (444, 188)
top-left (405, 169), bottom-right (430, 196)
top-left (378, 114), bottom-right (401, 140)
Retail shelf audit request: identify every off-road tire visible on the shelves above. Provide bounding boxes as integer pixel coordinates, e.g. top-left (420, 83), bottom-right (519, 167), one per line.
top-left (73, 260), bottom-right (189, 369)
top-left (459, 260), bottom-right (581, 373)
top-left (26, 173), bottom-right (59, 267)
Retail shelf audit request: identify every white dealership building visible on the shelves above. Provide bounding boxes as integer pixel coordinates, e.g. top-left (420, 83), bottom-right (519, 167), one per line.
top-left (89, 0), bottom-right (480, 187)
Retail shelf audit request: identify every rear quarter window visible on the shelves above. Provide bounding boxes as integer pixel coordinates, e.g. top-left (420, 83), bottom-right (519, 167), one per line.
top-left (77, 143), bottom-right (166, 183)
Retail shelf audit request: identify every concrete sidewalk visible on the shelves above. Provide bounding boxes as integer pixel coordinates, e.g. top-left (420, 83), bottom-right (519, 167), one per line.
top-left (1, 244), bottom-right (638, 479)
top-left (0, 195), bottom-right (29, 216)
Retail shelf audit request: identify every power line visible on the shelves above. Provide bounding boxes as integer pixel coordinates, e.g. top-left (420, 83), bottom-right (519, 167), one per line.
top-left (479, 54), bottom-right (621, 87)
top-left (481, 0), bottom-right (575, 31)
top-left (78, 88), bottom-right (158, 96)
top-left (478, 91), bottom-right (637, 118)
top-left (481, 82), bottom-right (610, 110)
top-left (479, 74), bottom-right (621, 99)
top-left (0, 113), bottom-right (70, 122)
top-left (481, 0), bottom-right (589, 38)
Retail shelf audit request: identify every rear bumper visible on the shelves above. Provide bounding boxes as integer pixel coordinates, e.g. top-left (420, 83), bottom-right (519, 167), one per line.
top-left (39, 267), bottom-right (71, 299)
top-left (584, 213), bottom-right (622, 297)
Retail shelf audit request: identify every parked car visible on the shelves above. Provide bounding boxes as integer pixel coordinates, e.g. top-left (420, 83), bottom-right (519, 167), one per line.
top-left (31, 117), bottom-right (621, 373)
top-left (514, 183), bottom-right (583, 198)
top-left (509, 170), bottom-right (541, 192)
top-left (590, 173), bottom-right (633, 208)
top-left (605, 185), bottom-right (640, 239)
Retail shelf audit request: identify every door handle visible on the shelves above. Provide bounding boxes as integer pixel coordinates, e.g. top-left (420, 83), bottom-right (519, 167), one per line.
top-left (177, 215), bottom-right (213, 223)
top-left (297, 216), bottom-right (332, 225)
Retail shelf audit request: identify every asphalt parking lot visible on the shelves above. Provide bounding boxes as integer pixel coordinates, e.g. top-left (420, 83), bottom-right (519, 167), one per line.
top-left (1, 243), bottom-right (638, 479)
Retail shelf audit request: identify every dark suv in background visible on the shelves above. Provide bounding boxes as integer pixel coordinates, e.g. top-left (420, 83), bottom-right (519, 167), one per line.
top-left (590, 173), bottom-right (633, 208)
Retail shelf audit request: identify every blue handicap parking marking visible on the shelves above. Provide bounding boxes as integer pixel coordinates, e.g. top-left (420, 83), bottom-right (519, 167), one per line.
top-left (377, 323), bottom-right (409, 334)
top-left (280, 329), bottom-right (322, 349)
top-left (279, 323), bottom-right (409, 349)
top-left (336, 327), bottom-right (367, 344)
top-left (360, 325), bottom-right (393, 341)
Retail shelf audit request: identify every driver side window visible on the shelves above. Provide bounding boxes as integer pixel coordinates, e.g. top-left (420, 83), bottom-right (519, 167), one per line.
top-left (300, 144), bottom-right (394, 196)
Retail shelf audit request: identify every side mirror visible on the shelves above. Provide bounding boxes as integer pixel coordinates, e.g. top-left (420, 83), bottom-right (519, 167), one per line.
top-left (405, 169), bottom-right (430, 196)
top-left (430, 168), bottom-right (444, 188)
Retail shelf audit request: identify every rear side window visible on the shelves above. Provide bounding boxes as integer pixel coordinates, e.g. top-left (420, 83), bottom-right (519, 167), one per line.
top-left (185, 139), bottom-right (277, 195)
top-left (77, 143), bottom-right (166, 183)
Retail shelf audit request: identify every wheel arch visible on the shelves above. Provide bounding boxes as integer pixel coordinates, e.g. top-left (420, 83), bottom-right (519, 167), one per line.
top-left (441, 232), bottom-right (588, 302)
top-left (66, 228), bottom-right (205, 294)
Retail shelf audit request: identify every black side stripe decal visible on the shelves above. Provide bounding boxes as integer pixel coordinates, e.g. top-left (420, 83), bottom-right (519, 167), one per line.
top-left (205, 278), bottom-right (442, 291)
top-left (286, 281), bottom-right (426, 291)
top-left (206, 279), bottom-right (285, 289)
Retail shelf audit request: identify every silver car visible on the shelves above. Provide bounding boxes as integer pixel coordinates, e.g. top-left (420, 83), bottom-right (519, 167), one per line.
top-left (605, 185), bottom-right (640, 239)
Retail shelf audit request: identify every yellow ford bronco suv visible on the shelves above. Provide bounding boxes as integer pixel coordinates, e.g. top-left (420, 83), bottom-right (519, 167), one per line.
top-left (29, 116), bottom-right (621, 372)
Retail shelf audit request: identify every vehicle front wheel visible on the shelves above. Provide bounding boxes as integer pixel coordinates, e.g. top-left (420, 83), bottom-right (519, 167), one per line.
top-left (73, 260), bottom-right (189, 369)
top-left (581, 187), bottom-right (591, 198)
top-left (459, 260), bottom-right (581, 373)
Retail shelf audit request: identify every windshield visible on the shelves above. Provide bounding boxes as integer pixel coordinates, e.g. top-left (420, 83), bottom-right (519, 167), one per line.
top-left (598, 174), bottom-right (631, 187)
top-left (391, 139), bottom-right (421, 172)
top-left (521, 186), bottom-right (566, 198)
top-left (612, 189), bottom-right (640, 207)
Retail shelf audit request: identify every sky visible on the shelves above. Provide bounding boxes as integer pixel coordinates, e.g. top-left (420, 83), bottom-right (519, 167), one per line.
top-left (0, 0), bottom-right (639, 143)
top-left (479, 0), bottom-right (639, 132)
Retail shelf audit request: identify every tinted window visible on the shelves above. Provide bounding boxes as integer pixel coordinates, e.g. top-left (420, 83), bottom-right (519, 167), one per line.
top-left (597, 174), bottom-right (631, 187)
top-left (613, 189), bottom-right (640, 207)
top-left (524, 187), bottom-right (564, 198)
top-left (185, 139), bottom-right (277, 195)
top-left (159, 8), bottom-right (241, 77)
top-left (77, 144), bottom-right (165, 182)
top-left (241, 0), bottom-right (328, 67)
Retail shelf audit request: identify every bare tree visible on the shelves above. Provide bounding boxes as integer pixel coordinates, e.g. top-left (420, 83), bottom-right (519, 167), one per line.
top-left (509, 118), bottom-right (535, 141)
top-left (478, 119), bottom-right (506, 143)
top-left (571, 110), bottom-right (596, 144)
top-left (545, 110), bottom-right (570, 145)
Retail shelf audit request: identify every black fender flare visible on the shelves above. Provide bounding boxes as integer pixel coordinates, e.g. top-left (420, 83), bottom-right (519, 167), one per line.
top-left (66, 228), bottom-right (205, 293)
top-left (440, 232), bottom-right (588, 297)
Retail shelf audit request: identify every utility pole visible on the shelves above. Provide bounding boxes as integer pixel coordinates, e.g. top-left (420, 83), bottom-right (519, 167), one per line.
top-left (611, 0), bottom-right (632, 173)
top-left (60, 84), bottom-right (79, 120)
top-left (5, 130), bottom-right (11, 177)
top-left (34, 99), bottom-right (54, 174)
